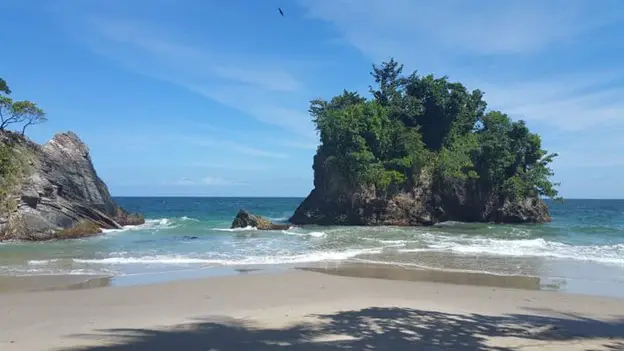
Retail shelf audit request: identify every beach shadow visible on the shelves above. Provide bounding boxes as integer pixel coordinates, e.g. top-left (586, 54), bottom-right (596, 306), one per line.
top-left (62, 307), bottom-right (624, 350)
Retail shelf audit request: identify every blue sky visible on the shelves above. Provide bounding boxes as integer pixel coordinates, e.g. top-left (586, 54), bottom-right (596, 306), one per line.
top-left (1, 0), bottom-right (623, 198)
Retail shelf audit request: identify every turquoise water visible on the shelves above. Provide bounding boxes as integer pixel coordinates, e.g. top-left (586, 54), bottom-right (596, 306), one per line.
top-left (0, 197), bottom-right (623, 294)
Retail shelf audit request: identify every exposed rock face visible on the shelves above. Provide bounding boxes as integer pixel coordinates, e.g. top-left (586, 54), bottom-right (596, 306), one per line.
top-left (231, 209), bottom-right (290, 230)
top-left (290, 154), bottom-right (551, 226)
top-left (0, 131), bottom-right (144, 240)
top-left (114, 207), bottom-right (145, 226)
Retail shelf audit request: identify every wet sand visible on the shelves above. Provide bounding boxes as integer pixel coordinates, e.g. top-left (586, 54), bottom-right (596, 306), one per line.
top-left (0, 264), bottom-right (549, 295)
top-left (2, 258), bottom-right (621, 298)
top-left (0, 274), bottom-right (112, 293)
top-left (1, 268), bottom-right (623, 350)
top-left (0, 267), bottom-right (270, 294)
top-left (300, 262), bottom-right (547, 291)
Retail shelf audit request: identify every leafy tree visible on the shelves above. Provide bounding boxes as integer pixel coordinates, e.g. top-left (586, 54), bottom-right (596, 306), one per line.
top-left (369, 58), bottom-right (404, 107)
top-left (310, 58), bottom-right (559, 200)
top-left (0, 78), bottom-right (10, 95)
top-left (0, 78), bottom-right (46, 135)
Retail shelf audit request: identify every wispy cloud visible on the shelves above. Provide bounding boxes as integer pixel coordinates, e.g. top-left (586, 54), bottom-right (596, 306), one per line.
top-left (189, 162), bottom-right (269, 172)
top-left (169, 176), bottom-right (242, 186)
top-left (162, 121), bottom-right (315, 157)
top-left (221, 142), bottom-right (288, 160)
top-left (169, 177), bottom-right (196, 186)
top-left (301, 0), bottom-right (622, 57)
top-left (202, 176), bottom-right (239, 186)
top-left (279, 139), bottom-right (319, 150)
top-left (550, 132), bottom-right (624, 169)
top-left (182, 136), bottom-right (288, 159)
top-left (477, 74), bottom-right (624, 131)
top-left (86, 18), bottom-right (302, 92)
top-left (189, 85), bottom-right (316, 141)
top-left (76, 17), bottom-right (315, 140)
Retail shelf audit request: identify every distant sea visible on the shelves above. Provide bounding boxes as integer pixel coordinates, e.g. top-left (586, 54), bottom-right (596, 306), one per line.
top-left (1, 197), bottom-right (623, 296)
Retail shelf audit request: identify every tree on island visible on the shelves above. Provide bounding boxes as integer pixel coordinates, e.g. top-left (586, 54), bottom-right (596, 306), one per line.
top-left (0, 78), bottom-right (46, 135)
top-left (309, 59), bottom-right (560, 202)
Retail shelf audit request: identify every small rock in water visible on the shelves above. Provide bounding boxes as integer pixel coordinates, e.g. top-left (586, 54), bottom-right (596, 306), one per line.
top-left (231, 209), bottom-right (291, 230)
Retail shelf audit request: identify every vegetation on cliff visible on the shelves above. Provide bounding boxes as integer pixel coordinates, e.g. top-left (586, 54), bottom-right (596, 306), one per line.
top-left (0, 78), bottom-right (46, 134)
top-left (310, 59), bottom-right (559, 202)
top-left (0, 78), bottom-right (43, 220)
top-left (54, 220), bottom-right (102, 240)
top-left (0, 78), bottom-right (145, 240)
top-left (0, 137), bottom-right (33, 218)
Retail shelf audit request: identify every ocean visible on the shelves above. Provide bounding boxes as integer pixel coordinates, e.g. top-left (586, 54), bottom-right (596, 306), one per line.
top-left (1, 197), bottom-right (623, 296)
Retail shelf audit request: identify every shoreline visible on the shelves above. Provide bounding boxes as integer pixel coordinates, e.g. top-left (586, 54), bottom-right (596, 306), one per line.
top-left (1, 269), bottom-right (623, 350)
top-left (0, 266), bottom-right (274, 294)
top-left (1, 260), bottom-right (623, 299)
top-left (0, 274), bottom-right (112, 294)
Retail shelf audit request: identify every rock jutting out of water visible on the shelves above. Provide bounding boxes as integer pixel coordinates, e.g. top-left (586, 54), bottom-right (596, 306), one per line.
top-left (290, 173), bottom-right (551, 226)
top-left (231, 209), bottom-right (291, 230)
top-left (0, 130), bottom-right (144, 241)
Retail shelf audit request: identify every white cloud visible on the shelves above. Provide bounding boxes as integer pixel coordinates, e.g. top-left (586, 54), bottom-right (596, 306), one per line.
top-left (169, 177), bottom-right (196, 186)
top-left (190, 84), bottom-right (316, 140)
top-left (169, 176), bottom-right (240, 186)
top-left (76, 17), bottom-right (315, 139)
top-left (182, 136), bottom-right (288, 159)
top-left (190, 162), bottom-right (269, 172)
top-left (210, 65), bottom-right (301, 92)
top-left (548, 132), bottom-right (624, 169)
top-left (87, 17), bottom-right (302, 91)
top-left (279, 139), bottom-right (319, 150)
top-left (202, 176), bottom-right (237, 186)
top-left (223, 142), bottom-right (288, 159)
top-left (301, 0), bottom-right (622, 57)
top-left (476, 74), bottom-right (624, 131)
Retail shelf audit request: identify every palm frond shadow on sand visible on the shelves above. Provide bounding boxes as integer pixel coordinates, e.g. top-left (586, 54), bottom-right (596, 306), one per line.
top-left (64, 307), bottom-right (624, 350)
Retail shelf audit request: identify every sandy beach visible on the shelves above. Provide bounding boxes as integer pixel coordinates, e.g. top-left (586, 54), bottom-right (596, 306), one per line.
top-left (0, 267), bottom-right (623, 351)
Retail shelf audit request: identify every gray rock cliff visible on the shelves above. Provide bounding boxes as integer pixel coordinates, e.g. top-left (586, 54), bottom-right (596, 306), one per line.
top-left (0, 131), bottom-right (144, 240)
top-left (289, 153), bottom-right (551, 226)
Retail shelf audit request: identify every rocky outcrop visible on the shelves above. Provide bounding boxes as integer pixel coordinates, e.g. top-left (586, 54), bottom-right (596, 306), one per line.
top-left (289, 154), bottom-right (551, 226)
top-left (231, 209), bottom-right (290, 230)
top-left (0, 131), bottom-right (144, 240)
top-left (114, 207), bottom-right (145, 226)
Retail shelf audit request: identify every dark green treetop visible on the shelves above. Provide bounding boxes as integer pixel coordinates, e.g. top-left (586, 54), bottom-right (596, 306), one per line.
top-left (310, 59), bottom-right (559, 200)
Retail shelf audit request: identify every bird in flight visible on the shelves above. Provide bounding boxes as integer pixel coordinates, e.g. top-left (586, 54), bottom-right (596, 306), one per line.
top-left (278, 8), bottom-right (284, 16)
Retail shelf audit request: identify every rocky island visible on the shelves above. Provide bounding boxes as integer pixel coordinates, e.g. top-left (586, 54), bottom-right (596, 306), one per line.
top-left (0, 78), bottom-right (143, 241)
top-left (290, 59), bottom-right (559, 226)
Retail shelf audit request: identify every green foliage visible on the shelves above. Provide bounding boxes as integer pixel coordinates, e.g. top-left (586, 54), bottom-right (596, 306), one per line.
top-left (0, 142), bottom-right (30, 216)
top-left (0, 78), bottom-right (46, 135)
top-left (312, 91), bottom-right (428, 194)
top-left (310, 59), bottom-right (559, 200)
top-left (0, 78), bottom-right (43, 218)
top-left (54, 220), bottom-right (102, 240)
top-left (0, 78), bottom-right (10, 95)
top-left (436, 133), bottom-right (479, 180)
top-left (0, 144), bottom-right (16, 214)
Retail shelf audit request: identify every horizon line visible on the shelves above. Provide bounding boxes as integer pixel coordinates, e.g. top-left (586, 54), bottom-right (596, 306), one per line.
top-left (110, 196), bottom-right (623, 200)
